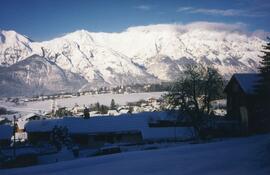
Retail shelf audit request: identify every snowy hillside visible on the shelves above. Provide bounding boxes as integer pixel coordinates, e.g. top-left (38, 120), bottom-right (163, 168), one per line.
top-left (1, 134), bottom-right (269, 175)
top-left (0, 54), bottom-right (87, 96)
top-left (0, 22), bottom-right (266, 95)
top-left (0, 30), bottom-right (33, 66)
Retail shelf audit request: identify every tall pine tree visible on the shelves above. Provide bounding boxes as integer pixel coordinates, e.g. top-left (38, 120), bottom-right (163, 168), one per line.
top-left (257, 37), bottom-right (270, 104)
top-left (110, 99), bottom-right (116, 110)
top-left (255, 37), bottom-right (270, 131)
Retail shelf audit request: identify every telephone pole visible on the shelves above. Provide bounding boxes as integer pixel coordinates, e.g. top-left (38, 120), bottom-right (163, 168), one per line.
top-left (13, 115), bottom-right (16, 159)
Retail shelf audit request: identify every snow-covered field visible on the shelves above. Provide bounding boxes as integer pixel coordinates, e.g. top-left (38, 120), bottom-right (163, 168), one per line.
top-left (0, 92), bottom-right (165, 113)
top-left (1, 134), bottom-right (269, 175)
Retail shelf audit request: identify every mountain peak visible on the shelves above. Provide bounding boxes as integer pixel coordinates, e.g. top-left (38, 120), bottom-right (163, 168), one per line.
top-left (0, 23), bottom-right (267, 96)
top-left (67, 29), bottom-right (91, 36)
top-left (57, 29), bottom-right (95, 43)
top-left (0, 29), bottom-right (32, 44)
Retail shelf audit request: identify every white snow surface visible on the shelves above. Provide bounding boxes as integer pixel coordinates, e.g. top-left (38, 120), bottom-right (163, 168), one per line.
top-left (0, 125), bottom-right (13, 139)
top-left (25, 111), bottom-right (194, 140)
top-left (0, 22), bottom-right (266, 95)
top-left (0, 92), bottom-right (164, 113)
top-left (1, 134), bottom-right (269, 175)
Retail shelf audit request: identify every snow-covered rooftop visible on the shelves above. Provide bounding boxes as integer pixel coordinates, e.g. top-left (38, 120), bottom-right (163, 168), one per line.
top-left (19, 113), bottom-right (36, 120)
top-left (0, 125), bottom-right (13, 140)
top-left (17, 113), bottom-right (41, 130)
top-left (25, 112), bottom-right (194, 140)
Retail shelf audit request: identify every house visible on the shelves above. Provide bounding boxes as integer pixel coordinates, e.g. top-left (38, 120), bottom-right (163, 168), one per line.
top-left (224, 73), bottom-right (262, 133)
top-left (25, 112), bottom-right (194, 147)
top-left (107, 110), bottom-right (119, 116)
top-left (90, 111), bottom-right (108, 117)
top-left (118, 109), bottom-right (130, 114)
top-left (117, 106), bottom-right (131, 114)
top-left (147, 97), bottom-right (159, 104)
top-left (75, 130), bottom-right (142, 147)
top-left (0, 125), bottom-right (13, 147)
top-left (17, 113), bottom-right (43, 132)
top-left (71, 105), bottom-right (85, 115)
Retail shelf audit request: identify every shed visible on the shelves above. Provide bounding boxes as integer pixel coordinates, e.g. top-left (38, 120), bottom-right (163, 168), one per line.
top-left (224, 73), bottom-right (261, 132)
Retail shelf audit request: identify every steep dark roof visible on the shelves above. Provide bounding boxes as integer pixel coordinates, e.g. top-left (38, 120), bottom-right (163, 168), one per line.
top-left (234, 73), bottom-right (260, 94)
top-left (225, 73), bottom-right (260, 94)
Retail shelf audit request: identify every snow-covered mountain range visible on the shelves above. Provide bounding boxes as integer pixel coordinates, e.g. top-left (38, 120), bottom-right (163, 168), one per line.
top-left (0, 22), bottom-right (266, 96)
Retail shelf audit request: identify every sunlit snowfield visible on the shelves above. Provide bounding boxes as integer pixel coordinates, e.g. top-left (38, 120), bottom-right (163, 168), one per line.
top-left (0, 92), bottom-right (165, 113)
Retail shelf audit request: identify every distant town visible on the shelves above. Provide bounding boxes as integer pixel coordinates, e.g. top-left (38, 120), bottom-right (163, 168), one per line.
top-left (1, 0), bottom-right (270, 173)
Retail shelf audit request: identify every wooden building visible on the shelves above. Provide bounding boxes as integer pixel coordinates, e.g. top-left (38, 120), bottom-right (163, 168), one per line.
top-left (74, 130), bottom-right (142, 147)
top-left (26, 130), bottom-right (143, 147)
top-left (25, 112), bottom-right (194, 147)
top-left (224, 73), bottom-right (261, 133)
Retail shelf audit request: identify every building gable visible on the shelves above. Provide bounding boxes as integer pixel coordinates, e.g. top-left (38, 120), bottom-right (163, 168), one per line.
top-left (225, 73), bottom-right (260, 95)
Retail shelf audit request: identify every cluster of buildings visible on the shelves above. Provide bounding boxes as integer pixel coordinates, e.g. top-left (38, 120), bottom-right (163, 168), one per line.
top-left (52, 97), bottom-right (163, 117)
top-left (0, 83), bottom-right (165, 104)
top-left (0, 97), bottom-right (165, 148)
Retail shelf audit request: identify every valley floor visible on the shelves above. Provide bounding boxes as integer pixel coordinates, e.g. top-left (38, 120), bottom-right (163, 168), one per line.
top-left (1, 134), bottom-right (270, 175)
top-left (0, 92), bottom-right (164, 114)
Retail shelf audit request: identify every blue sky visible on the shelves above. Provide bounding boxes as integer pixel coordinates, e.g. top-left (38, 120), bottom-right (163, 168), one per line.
top-left (1, 0), bottom-right (270, 41)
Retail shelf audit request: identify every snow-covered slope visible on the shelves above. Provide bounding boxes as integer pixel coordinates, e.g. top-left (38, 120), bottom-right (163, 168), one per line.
top-left (0, 22), bottom-right (267, 95)
top-left (90, 23), bottom-right (264, 79)
top-left (33, 31), bottom-right (159, 86)
top-left (0, 54), bottom-right (87, 96)
top-left (1, 134), bottom-right (269, 175)
top-left (0, 30), bottom-right (33, 66)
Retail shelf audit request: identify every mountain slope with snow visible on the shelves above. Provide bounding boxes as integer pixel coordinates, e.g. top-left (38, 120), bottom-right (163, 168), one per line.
top-left (89, 23), bottom-right (264, 79)
top-left (0, 22), bottom-right (267, 96)
top-left (33, 31), bottom-right (159, 85)
top-left (0, 54), bottom-right (87, 96)
top-left (0, 30), bottom-right (33, 66)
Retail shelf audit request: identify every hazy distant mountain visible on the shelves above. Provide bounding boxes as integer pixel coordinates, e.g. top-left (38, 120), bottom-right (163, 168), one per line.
top-left (0, 22), bottom-right (266, 96)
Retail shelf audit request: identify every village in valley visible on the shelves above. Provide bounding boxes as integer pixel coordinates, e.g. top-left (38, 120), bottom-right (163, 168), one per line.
top-left (1, 1), bottom-right (270, 174)
top-left (0, 61), bottom-right (269, 170)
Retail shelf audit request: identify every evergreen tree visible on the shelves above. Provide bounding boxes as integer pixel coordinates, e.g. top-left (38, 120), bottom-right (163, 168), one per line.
top-left (257, 37), bottom-right (270, 102)
top-left (0, 107), bottom-right (7, 115)
top-left (83, 107), bottom-right (90, 119)
top-left (100, 105), bottom-right (109, 114)
top-left (110, 99), bottom-right (116, 110)
top-left (256, 37), bottom-right (270, 127)
top-left (95, 102), bottom-right (100, 111)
